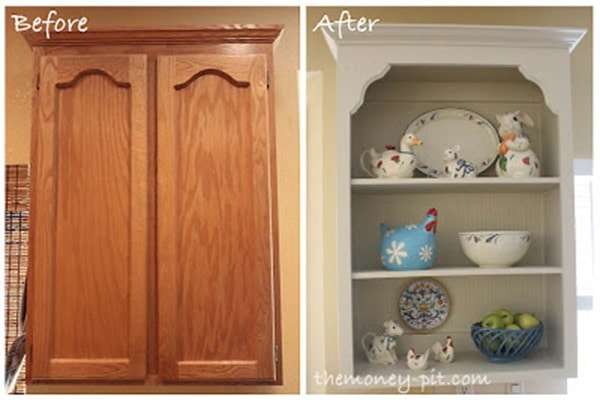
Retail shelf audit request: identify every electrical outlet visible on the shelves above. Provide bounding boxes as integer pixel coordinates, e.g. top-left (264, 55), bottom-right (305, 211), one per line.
top-left (507, 382), bottom-right (523, 394)
top-left (456, 385), bottom-right (474, 394)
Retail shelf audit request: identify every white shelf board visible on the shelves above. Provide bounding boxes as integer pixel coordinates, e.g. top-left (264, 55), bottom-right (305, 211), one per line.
top-left (352, 266), bottom-right (563, 280)
top-left (351, 349), bottom-right (564, 388)
top-left (351, 177), bottom-right (560, 194)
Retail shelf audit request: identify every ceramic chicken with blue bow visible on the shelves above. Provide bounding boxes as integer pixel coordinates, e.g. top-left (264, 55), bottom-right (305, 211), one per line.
top-left (379, 208), bottom-right (438, 270)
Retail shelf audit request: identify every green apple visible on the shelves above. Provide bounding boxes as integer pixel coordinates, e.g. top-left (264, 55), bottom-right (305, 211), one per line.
top-left (516, 313), bottom-right (540, 329)
top-left (481, 313), bottom-right (505, 329)
top-left (502, 332), bottom-right (521, 350)
top-left (494, 308), bottom-right (515, 326)
top-left (505, 324), bottom-right (521, 330)
top-left (483, 336), bottom-right (502, 352)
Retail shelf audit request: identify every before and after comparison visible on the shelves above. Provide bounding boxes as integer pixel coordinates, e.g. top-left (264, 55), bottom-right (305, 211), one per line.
top-left (2, 2), bottom-right (596, 397)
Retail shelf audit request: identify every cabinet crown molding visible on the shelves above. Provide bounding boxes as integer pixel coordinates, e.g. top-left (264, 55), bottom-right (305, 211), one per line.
top-left (322, 23), bottom-right (586, 60)
top-left (22, 24), bottom-right (283, 47)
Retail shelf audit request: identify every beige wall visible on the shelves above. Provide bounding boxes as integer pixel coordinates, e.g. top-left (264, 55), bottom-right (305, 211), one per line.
top-left (5, 6), bottom-right (299, 394)
top-left (306, 6), bottom-right (592, 394)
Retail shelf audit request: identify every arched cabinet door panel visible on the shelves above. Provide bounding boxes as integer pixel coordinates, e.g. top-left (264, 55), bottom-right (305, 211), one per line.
top-left (29, 54), bottom-right (148, 381)
top-left (157, 54), bottom-right (279, 383)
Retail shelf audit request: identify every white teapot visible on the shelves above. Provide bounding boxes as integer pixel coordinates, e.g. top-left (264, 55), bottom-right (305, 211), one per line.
top-left (359, 133), bottom-right (423, 179)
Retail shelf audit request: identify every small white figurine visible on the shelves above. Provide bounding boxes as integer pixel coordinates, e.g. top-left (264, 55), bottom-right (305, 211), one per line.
top-left (495, 111), bottom-right (540, 178)
top-left (361, 320), bottom-right (404, 365)
top-left (406, 348), bottom-right (430, 371)
top-left (442, 145), bottom-right (476, 178)
top-left (431, 335), bottom-right (455, 363)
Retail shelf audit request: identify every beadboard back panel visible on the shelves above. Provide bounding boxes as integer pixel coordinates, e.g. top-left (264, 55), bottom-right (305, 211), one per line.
top-left (157, 54), bottom-right (277, 382)
top-left (351, 190), bottom-right (561, 270)
top-left (351, 100), bottom-right (545, 179)
top-left (29, 55), bottom-right (148, 380)
top-left (350, 67), bottom-right (563, 179)
top-left (351, 276), bottom-right (552, 357)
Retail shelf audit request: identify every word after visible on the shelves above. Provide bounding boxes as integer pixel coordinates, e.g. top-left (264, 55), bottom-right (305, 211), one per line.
top-left (313, 10), bottom-right (379, 39)
top-left (11, 9), bottom-right (88, 40)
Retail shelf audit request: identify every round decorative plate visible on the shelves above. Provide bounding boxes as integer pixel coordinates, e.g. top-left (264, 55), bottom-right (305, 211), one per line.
top-left (398, 278), bottom-right (450, 332)
top-left (404, 108), bottom-right (500, 177)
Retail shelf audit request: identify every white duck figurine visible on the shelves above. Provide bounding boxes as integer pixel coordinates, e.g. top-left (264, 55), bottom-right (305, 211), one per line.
top-left (396, 133), bottom-right (423, 178)
top-left (360, 133), bottom-right (423, 179)
top-left (406, 348), bottom-right (430, 371)
top-left (431, 335), bottom-right (455, 363)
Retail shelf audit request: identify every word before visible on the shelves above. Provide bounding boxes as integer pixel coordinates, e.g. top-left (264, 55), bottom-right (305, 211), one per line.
top-left (313, 10), bottom-right (379, 39)
top-left (11, 9), bottom-right (88, 40)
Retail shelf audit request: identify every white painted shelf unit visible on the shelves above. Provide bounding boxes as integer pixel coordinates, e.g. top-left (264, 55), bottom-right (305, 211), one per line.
top-left (324, 24), bottom-right (586, 388)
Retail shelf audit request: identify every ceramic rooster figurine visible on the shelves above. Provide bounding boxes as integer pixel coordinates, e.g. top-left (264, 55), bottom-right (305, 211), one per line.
top-left (432, 335), bottom-right (455, 363)
top-left (406, 348), bottom-right (430, 371)
top-left (379, 208), bottom-right (438, 270)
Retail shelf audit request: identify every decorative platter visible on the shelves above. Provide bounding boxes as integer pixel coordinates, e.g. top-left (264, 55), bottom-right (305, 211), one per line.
top-left (404, 108), bottom-right (500, 178)
top-left (398, 278), bottom-right (450, 332)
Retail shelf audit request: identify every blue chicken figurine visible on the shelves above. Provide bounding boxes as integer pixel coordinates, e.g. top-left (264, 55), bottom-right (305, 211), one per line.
top-left (379, 208), bottom-right (438, 270)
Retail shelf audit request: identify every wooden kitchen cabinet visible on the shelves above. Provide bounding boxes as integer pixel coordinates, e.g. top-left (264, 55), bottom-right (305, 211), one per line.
top-left (23, 26), bottom-right (283, 386)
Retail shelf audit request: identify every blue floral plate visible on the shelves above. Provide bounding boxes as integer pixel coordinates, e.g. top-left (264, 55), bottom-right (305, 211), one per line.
top-left (398, 278), bottom-right (450, 332)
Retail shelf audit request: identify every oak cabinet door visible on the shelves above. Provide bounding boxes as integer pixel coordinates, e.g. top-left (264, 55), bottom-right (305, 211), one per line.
top-left (30, 55), bottom-right (148, 380)
top-left (157, 54), bottom-right (279, 382)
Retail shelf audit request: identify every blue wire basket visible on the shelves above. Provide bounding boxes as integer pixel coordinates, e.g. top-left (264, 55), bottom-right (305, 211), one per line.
top-left (471, 322), bottom-right (544, 363)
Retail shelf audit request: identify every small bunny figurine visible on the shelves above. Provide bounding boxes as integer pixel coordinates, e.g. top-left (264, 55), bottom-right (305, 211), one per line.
top-left (495, 111), bottom-right (540, 178)
top-left (361, 320), bottom-right (404, 365)
top-left (406, 348), bottom-right (430, 371)
top-left (443, 145), bottom-right (476, 178)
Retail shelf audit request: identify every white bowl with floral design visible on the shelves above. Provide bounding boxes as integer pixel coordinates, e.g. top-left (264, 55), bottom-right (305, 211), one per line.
top-left (458, 231), bottom-right (531, 268)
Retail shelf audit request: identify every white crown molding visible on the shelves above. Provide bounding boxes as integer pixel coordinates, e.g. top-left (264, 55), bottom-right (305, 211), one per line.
top-left (322, 24), bottom-right (587, 60)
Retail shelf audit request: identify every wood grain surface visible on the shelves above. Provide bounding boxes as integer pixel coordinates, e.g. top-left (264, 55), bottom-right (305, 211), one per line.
top-left (29, 54), bottom-right (148, 380)
top-left (157, 54), bottom-right (277, 382)
top-left (21, 25), bottom-right (284, 48)
top-left (26, 30), bottom-right (284, 387)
